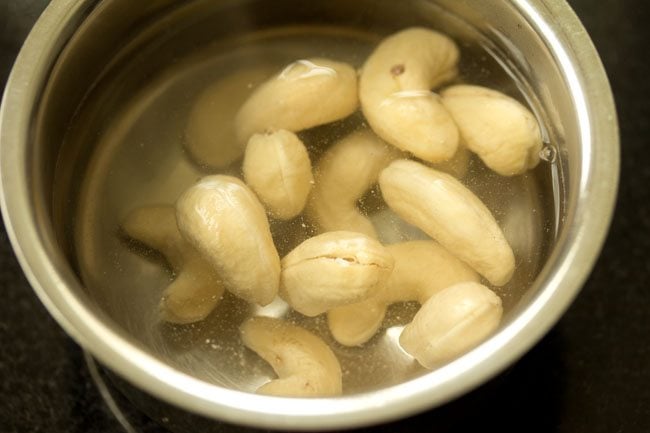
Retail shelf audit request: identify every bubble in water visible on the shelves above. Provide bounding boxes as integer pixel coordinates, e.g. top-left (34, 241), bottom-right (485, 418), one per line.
top-left (539, 144), bottom-right (557, 163)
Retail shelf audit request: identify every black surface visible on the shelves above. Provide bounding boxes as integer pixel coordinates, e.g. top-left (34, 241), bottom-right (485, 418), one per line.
top-left (1, 1), bottom-right (649, 432)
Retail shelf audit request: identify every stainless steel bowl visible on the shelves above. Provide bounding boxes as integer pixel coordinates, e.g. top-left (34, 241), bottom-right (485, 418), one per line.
top-left (0, 0), bottom-right (618, 430)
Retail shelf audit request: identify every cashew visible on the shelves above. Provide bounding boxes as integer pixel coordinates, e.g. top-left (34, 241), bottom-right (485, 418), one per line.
top-left (399, 282), bottom-right (502, 369)
top-left (441, 85), bottom-right (542, 176)
top-left (122, 205), bottom-right (224, 324)
top-left (307, 130), bottom-right (399, 238)
top-left (379, 159), bottom-right (515, 286)
top-left (327, 240), bottom-right (479, 346)
top-left (185, 67), bottom-right (273, 169)
top-left (235, 58), bottom-right (358, 143)
top-left (280, 231), bottom-right (394, 317)
top-left (241, 317), bottom-right (342, 396)
top-left (359, 27), bottom-right (460, 163)
top-left (243, 129), bottom-right (313, 220)
top-left (176, 175), bottom-right (280, 305)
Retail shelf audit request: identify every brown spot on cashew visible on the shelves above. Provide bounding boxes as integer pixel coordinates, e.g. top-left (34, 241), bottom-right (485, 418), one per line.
top-left (379, 159), bottom-right (515, 286)
top-left (235, 58), bottom-right (358, 144)
top-left (359, 27), bottom-right (460, 163)
top-left (122, 205), bottom-right (224, 324)
top-left (306, 130), bottom-right (400, 238)
top-left (280, 231), bottom-right (394, 317)
top-left (327, 240), bottom-right (479, 346)
top-left (243, 129), bottom-right (314, 220)
top-left (240, 317), bottom-right (342, 397)
top-left (176, 175), bottom-right (280, 305)
top-left (390, 64), bottom-right (405, 76)
top-left (399, 282), bottom-right (502, 369)
top-left (441, 85), bottom-right (543, 176)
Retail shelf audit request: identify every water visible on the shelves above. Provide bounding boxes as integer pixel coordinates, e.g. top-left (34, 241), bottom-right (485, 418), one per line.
top-left (64, 25), bottom-right (557, 395)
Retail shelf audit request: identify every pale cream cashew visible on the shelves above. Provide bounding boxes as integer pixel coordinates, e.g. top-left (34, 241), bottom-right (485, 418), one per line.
top-left (235, 58), bottom-right (358, 143)
top-left (184, 67), bottom-right (274, 169)
top-left (241, 317), bottom-right (342, 397)
top-left (359, 27), bottom-right (460, 163)
top-left (280, 231), bottom-right (394, 317)
top-left (379, 159), bottom-right (515, 286)
top-left (441, 85), bottom-right (542, 176)
top-left (122, 205), bottom-right (224, 324)
top-left (327, 240), bottom-right (479, 346)
top-left (307, 130), bottom-right (399, 238)
top-left (176, 175), bottom-right (280, 305)
top-left (399, 281), bottom-right (502, 369)
top-left (242, 129), bottom-right (313, 220)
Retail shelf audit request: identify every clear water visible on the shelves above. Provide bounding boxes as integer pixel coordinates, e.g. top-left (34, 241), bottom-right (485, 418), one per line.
top-left (66, 25), bottom-right (555, 394)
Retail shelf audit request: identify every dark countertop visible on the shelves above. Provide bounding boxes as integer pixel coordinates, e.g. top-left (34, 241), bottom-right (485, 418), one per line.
top-left (1, 1), bottom-right (649, 432)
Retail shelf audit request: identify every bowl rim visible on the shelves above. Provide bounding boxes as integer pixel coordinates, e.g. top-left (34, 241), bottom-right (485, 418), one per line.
top-left (0, 0), bottom-right (619, 430)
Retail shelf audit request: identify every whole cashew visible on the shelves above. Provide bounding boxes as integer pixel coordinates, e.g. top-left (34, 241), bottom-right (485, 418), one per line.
top-left (280, 231), bottom-right (395, 317)
top-left (441, 85), bottom-right (542, 176)
top-left (176, 175), bottom-right (280, 305)
top-left (327, 240), bottom-right (479, 346)
top-left (399, 281), bottom-right (502, 369)
top-left (235, 58), bottom-right (358, 144)
top-left (185, 67), bottom-right (273, 169)
top-left (379, 159), bottom-right (515, 286)
top-left (122, 205), bottom-right (224, 324)
top-left (307, 130), bottom-right (399, 238)
top-left (243, 129), bottom-right (314, 220)
top-left (359, 27), bottom-right (460, 163)
top-left (240, 317), bottom-right (342, 397)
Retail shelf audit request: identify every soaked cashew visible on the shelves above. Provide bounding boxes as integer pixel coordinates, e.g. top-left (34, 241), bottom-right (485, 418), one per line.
top-left (328, 240), bottom-right (479, 346)
top-left (399, 282), bottom-right (502, 369)
top-left (176, 175), bottom-right (280, 305)
top-left (235, 58), bottom-right (358, 143)
top-left (241, 317), bottom-right (342, 396)
top-left (441, 85), bottom-right (542, 176)
top-left (122, 205), bottom-right (224, 324)
top-left (359, 27), bottom-right (460, 163)
top-left (185, 67), bottom-right (273, 169)
top-left (379, 159), bottom-right (515, 286)
top-left (280, 231), bottom-right (395, 317)
top-left (243, 129), bottom-right (313, 220)
top-left (307, 130), bottom-right (399, 238)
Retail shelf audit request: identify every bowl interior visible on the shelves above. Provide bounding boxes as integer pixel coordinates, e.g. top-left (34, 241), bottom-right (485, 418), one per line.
top-left (1, 0), bottom-right (618, 429)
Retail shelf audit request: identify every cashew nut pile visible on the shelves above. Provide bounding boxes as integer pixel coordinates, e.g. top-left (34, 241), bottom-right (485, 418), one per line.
top-left (122, 27), bottom-right (544, 396)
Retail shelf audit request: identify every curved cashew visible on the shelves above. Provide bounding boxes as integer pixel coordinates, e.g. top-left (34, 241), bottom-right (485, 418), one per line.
top-left (176, 175), bottom-right (280, 305)
top-left (122, 205), bottom-right (224, 324)
top-left (379, 159), bottom-right (515, 286)
top-left (184, 67), bottom-right (273, 169)
top-left (235, 58), bottom-right (358, 143)
top-left (240, 317), bottom-right (342, 397)
top-left (280, 231), bottom-right (394, 317)
top-left (327, 240), bottom-right (479, 346)
top-left (399, 282), bottom-right (502, 369)
top-left (359, 27), bottom-right (460, 163)
top-left (441, 85), bottom-right (542, 176)
top-left (307, 130), bottom-right (399, 238)
top-left (242, 129), bottom-right (313, 220)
